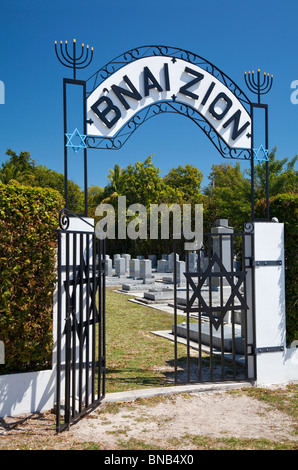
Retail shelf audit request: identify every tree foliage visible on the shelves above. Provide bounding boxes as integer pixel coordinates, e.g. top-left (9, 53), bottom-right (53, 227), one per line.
top-left (32, 165), bottom-right (84, 213)
top-left (203, 161), bottom-right (251, 231)
top-left (0, 150), bottom-right (84, 213)
top-left (0, 185), bottom-right (63, 372)
top-left (252, 147), bottom-right (298, 199)
top-left (163, 163), bottom-right (203, 203)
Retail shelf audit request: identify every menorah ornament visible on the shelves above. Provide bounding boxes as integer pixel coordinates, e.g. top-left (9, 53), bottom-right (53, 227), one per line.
top-left (54, 39), bottom-right (94, 79)
top-left (244, 69), bottom-right (273, 103)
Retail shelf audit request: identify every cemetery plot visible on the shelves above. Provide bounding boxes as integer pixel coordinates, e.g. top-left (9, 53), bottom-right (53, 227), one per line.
top-left (104, 224), bottom-right (253, 385)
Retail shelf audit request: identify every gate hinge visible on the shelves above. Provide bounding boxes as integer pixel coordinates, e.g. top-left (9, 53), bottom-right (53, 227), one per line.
top-left (101, 356), bottom-right (106, 368)
top-left (255, 346), bottom-right (284, 354)
top-left (246, 344), bottom-right (284, 355)
top-left (253, 260), bottom-right (282, 267)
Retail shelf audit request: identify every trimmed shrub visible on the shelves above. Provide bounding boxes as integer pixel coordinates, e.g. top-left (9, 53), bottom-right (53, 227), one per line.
top-left (255, 193), bottom-right (298, 343)
top-left (0, 185), bottom-right (63, 373)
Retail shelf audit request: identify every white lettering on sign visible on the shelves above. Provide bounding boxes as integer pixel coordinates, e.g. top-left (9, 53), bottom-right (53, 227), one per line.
top-left (87, 57), bottom-right (251, 149)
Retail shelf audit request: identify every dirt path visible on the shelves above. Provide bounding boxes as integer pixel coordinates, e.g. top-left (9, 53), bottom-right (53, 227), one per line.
top-left (0, 386), bottom-right (297, 450)
top-left (68, 390), bottom-right (297, 449)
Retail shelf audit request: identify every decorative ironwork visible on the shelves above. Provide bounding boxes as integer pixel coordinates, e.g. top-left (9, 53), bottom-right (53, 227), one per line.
top-left (59, 207), bottom-right (95, 230)
top-left (55, 39), bottom-right (94, 79)
top-left (86, 45), bottom-right (251, 111)
top-left (244, 69), bottom-right (273, 103)
top-left (86, 100), bottom-right (251, 160)
top-left (244, 222), bottom-right (254, 233)
top-left (184, 252), bottom-right (248, 330)
top-left (63, 253), bottom-right (99, 344)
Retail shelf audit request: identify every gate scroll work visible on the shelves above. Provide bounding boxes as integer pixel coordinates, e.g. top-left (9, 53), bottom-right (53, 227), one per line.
top-left (54, 43), bottom-right (273, 430)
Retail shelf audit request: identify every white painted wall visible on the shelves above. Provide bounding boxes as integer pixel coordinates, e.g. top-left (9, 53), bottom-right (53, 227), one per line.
top-left (0, 369), bottom-right (55, 417)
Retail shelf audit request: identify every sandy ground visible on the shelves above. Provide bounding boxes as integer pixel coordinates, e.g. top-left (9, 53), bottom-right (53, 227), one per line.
top-left (68, 390), bottom-right (297, 449)
top-left (1, 386), bottom-right (297, 450)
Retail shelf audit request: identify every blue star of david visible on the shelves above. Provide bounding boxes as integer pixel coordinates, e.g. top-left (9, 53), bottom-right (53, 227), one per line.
top-left (253, 145), bottom-right (269, 164)
top-left (184, 253), bottom-right (248, 330)
top-left (65, 128), bottom-right (87, 154)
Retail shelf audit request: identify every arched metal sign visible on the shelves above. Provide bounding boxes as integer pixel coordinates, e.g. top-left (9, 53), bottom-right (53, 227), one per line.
top-left (55, 42), bottom-right (272, 220)
top-left (86, 53), bottom-right (251, 151)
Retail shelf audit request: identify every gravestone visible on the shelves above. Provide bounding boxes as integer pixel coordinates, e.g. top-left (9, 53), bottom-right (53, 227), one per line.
top-left (157, 259), bottom-right (168, 272)
top-left (113, 254), bottom-right (121, 267)
top-left (115, 257), bottom-right (125, 277)
top-left (129, 259), bottom-right (140, 279)
top-left (174, 260), bottom-right (186, 285)
top-left (121, 254), bottom-right (131, 272)
top-left (168, 252), bottom-right (179, 272)
top-left (188, 253), bottom-right (197, 272)
top-left (105, 258), bottom-right (112, 276)
top-left (148, 254), bottom-right (157, 269)
top-left (211, 219), bottom-right (233, 287)
top-left (140, 259), bottom-right (152, 280)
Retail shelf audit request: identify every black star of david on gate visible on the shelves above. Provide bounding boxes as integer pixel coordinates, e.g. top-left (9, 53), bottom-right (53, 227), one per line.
top-left (184, 252), bottom-right (248, 330)
top-left (63, 252), bottom-right (99, 345)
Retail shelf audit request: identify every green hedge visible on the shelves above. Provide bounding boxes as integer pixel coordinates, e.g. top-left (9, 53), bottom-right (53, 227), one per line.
top-left (255, 193), bottom-right (298, 344)
top-left (0, 185), bottom-right (63, 373)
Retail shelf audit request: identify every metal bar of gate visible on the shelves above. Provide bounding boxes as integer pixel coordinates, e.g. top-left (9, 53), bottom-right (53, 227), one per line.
top-left (185, 250), bottom-right (190, 383)
top-left (102, 239), bottom-right (106, 397)
top-left (230, 233), bottom-right (236, 379)
top-left (242, 233), bottom-right (248, 379)
top-left (65, 232), bottom-right (71, 425)
top-left (72, 233), bottom-right (77, 416)
top-left (56, 232), bottom-right (62, 432)
top-left (91, 233), bottom-right (96, 403)
top-left (173, 239), bottom-right (178, 384)
top-left (220, 234), bottom-right (225, 380)
top-left (208, 234), bottom-right (214, 381)
top-left (197, 246), bottom-right (202, 382)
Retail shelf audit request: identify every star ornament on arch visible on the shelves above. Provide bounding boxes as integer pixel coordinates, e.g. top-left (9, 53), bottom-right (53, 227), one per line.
top-left (184, 253), bottom-right (248, 330)
top-left (65, 128), bottom-right (87, 153)
top-left (253, 145), bottom-right (269, 164)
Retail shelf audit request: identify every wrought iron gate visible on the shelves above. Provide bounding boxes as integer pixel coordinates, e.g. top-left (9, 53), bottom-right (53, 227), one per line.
top-left (173, 226), bottom-right (256, 384)
top-left (56, 220), bottom-right (106, 432)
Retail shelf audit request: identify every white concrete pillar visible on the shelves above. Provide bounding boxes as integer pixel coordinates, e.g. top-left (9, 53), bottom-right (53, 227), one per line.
top-left (246, 221), bottom-right (298, 385)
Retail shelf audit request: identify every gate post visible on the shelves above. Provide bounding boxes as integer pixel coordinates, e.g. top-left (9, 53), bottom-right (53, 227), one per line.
top-left (246, 221), bottom-right (298, 385)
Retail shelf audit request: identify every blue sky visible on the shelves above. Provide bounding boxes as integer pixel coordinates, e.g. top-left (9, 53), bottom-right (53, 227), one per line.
top-left (0, 0), bottom-right (297, 191)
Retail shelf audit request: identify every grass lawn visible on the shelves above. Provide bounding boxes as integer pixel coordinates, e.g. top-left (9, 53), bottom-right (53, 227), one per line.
top-left (105, 288), bottom-right (195, 393)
